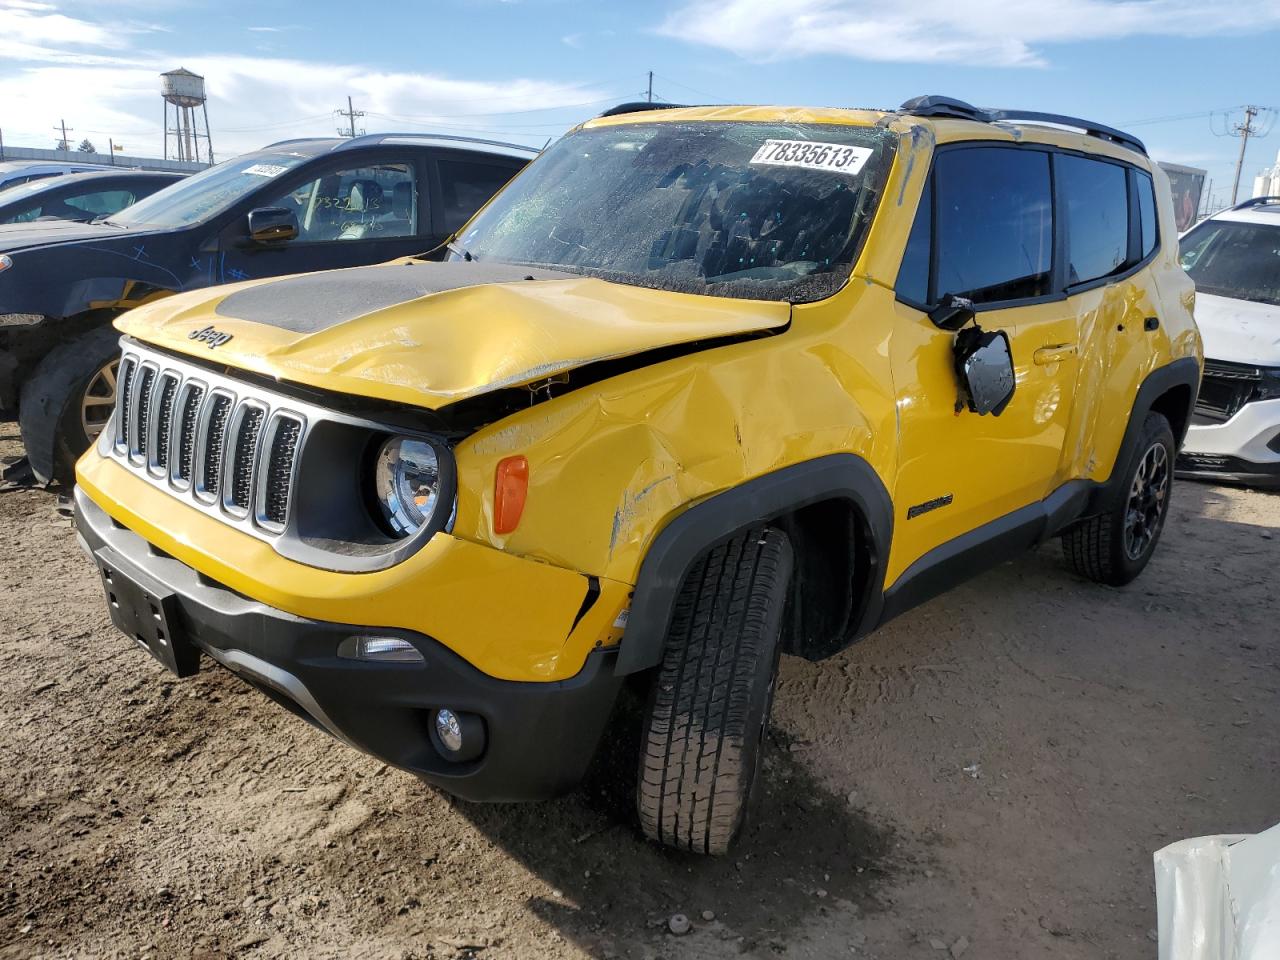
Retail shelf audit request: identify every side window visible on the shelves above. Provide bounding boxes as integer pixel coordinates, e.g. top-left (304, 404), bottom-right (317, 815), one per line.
top-left (1136, 170), bottom-right (1158, 259)
top-left (63, 189), bottom-right (135, 216)
top-left (261, 162), bottom-right (417, 243)
top-left (896, 176), bottom-right (932, 305)
top-left (933, 147), bottom-right (1053, 305)
top-left (1058, 155), bottom-right (1129, 285)
top-left (437, 158), bottom-right (521, 234)
top-left (4, 204), bottom-right (42, 224)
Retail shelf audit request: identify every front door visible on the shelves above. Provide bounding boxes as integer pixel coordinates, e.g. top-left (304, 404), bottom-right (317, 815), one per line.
top-left (216, 154), bottom-right (433, 284)
top-left (887, 144), bottom-right (1080, 584)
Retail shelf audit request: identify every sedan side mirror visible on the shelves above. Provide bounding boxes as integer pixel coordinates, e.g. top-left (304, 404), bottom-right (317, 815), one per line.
top-left (953, 326), bottom-right (1016, 416)
top-left (247, 206), bottom-right (298, 244)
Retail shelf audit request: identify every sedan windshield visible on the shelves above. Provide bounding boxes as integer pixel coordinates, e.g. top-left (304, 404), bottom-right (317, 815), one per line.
top-left (110, 153), bottom-right (309, 228)
top-left (453, 120), bottom-right (897, 302)
top-left (1180, 218), bottom-right (1280, 307)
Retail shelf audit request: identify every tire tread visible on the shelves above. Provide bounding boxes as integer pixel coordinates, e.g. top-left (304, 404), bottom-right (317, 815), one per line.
top-left (637, 527), bottom-right (791, 855)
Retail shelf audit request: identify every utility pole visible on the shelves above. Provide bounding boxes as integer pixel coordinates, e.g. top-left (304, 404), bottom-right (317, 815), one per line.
top-left (53, 119), bottom-right (73, 152)
top-left (646, 71), bottom-right (653, 104)
top-left (1230, 105), bottom-right (1261, 205)
top-left (336, 96), bottom-right (365, 138)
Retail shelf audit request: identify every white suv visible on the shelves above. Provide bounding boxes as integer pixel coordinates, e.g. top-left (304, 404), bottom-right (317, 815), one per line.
top-left (1178, 196), bottom-right (1280, 487)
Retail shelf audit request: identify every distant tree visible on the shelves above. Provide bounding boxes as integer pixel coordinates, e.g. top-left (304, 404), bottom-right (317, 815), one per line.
top-left (76, 139), bottom-right (97, 154)
top-left (54, 139), bottom-right (70, 151)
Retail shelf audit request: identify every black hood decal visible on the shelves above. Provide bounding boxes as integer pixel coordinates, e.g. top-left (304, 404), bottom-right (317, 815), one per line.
top-left (213, 261), bottom-right (576, 334)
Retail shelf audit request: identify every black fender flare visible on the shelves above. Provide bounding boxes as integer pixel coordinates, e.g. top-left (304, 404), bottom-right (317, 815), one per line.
top-left (614, 453), bottom-right (894, 676)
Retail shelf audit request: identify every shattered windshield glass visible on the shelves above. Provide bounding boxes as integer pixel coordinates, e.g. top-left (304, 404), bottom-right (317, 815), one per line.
top-left (453, 120), bottom-right (897, 302)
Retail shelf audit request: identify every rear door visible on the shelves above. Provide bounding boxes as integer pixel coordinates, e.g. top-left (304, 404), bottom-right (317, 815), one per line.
top-left (888, 144), bottom-right (1082, 578)
top-left (1057, 160), bottom-right (1170, 483)
top-left (429, 149), bottom-right (527, 240)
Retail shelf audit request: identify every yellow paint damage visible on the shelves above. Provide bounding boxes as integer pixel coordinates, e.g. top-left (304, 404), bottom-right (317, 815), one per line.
top-left (86, 106), bottom-right (1203, 686)
top-left (114, 267), bottom-right (791, 410)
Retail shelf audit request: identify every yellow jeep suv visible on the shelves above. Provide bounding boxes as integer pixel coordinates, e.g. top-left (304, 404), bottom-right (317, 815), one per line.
top-left (74, 96), bottom-right (1201, 854)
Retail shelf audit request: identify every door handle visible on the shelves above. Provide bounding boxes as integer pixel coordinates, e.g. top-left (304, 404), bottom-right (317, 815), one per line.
top-left (1033, 343), bottom-right (1077, 365)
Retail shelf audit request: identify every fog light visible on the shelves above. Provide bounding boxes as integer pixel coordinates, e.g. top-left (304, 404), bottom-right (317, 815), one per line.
top-left (336, 636), bottom-right (424, 663)
top-left (435, 709), bottom-right (463, 752)
top-left (430, 708), bottom-right (485, 762)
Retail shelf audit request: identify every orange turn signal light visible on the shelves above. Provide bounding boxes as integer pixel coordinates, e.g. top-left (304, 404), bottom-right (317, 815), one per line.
top-left (494, 456), bottom-right (529, 534)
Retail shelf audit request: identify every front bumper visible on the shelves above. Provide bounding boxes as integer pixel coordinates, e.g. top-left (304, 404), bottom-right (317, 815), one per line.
top-left (1181, 397), bottom-right (1280, 488)
top-left (74, 486), bottom-right (626, 802)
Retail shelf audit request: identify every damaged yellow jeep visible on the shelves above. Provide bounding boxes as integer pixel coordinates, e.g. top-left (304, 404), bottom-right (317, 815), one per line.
top-left (75, 96), bottom-right (1201, 854)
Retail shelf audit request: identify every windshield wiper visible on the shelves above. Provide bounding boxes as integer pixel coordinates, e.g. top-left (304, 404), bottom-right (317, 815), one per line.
top-left (446, 240), bottom-right (478, 262)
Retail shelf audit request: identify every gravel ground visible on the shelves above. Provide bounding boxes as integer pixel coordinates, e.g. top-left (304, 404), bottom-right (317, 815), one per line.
top-left (1, 417), bottom-right (1277, 960)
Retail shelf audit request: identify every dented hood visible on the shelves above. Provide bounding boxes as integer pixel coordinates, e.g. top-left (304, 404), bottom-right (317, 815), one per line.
top-left (115, 260), bottom-right (791, 410)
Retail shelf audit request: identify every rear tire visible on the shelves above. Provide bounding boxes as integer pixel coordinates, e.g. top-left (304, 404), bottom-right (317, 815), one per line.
top-left (18, 325), bottom-right (121, 485)
top-left (636, 526), bottom-right (793, 855)
top-left (1062, 412), bottom-right (1175, 586)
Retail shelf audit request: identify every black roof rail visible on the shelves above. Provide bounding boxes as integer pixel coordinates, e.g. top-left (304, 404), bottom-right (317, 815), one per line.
top-left (899, 95), bottom-right (1147, 156)
top-left (597, 101), bottom-right (689, 118)
top-left (1230, 195), bottom-right (1280, 211)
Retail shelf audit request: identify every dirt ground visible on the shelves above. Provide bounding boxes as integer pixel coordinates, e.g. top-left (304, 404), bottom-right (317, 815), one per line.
top-left (0, 417), bottom-right (1277, 960)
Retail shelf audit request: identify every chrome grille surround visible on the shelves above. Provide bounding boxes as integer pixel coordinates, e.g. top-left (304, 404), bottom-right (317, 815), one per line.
top-left (101, 338), bottom-right (454, 573)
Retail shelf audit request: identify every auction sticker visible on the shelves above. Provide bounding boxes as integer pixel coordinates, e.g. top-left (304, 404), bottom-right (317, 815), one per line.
top-left (750, 140), bottom-right (873, 176)
top-left (243, 163), bottom-right (289, 177)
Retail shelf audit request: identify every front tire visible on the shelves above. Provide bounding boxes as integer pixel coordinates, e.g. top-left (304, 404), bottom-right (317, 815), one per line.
top-left (1062, 411), bottom-right (1175, 586)
top-left (636, 526), bottom-right (793, 855)
top-left (18, 325), bottom-right (121, 485)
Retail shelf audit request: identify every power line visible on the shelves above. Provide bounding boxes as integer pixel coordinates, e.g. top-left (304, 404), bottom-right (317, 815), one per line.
top-left (650, 73), bottom-right (733, 104)
top-left (218, 114), bottom-right (334, 133)
top-left (1120, 109), bottom-right (1224, 127)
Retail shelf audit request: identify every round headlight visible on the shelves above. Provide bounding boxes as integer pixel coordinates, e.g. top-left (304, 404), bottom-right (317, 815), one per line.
top-left (374, 437), bottom-right (441, 537)
top-left (0, 254), bottom-right (12, 273)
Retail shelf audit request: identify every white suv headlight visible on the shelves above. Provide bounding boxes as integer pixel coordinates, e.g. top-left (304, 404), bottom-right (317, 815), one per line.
top-left (373, 436), bottom-right (443, 537)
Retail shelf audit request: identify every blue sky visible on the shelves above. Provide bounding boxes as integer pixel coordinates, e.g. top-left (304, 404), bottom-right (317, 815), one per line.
top-left (1, 0), bottom-right (1278, 208)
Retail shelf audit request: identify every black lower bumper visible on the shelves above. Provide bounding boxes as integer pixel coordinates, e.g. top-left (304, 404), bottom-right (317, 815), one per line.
top-left (1176, 452), bottom-right (1280, 489)
top-left (74, 489), bottom-right (624, 802)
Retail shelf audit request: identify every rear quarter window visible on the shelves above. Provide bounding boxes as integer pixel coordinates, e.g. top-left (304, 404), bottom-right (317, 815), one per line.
top-left (1136, 170), bottom-right (1158, 258)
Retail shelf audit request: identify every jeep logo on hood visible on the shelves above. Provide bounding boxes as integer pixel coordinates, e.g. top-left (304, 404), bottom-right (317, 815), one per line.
top-left (188, 325), bottom-right (233, 349)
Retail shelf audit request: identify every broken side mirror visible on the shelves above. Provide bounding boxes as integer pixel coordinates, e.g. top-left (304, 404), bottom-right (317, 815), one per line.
top-left (954, 326), bottom-right (1016, 416)
top-left (247, 206), bottom-right (298, 244)
top-left (929, 293), bottom-right (976, 332)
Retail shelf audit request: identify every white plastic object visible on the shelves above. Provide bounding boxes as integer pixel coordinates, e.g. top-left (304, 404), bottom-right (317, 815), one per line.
top-left (1154, 822), bottom-right (1280, 959)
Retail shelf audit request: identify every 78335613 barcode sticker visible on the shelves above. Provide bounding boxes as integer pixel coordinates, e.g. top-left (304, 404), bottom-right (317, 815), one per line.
top-left (749, 140), bottom-right (873, 176)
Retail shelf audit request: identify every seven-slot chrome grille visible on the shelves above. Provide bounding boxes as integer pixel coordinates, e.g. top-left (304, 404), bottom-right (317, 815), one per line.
top-left (109, 343), bottom-right (307, 538)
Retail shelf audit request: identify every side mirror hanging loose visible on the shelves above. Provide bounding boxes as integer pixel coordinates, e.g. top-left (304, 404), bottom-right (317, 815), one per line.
top-left (953, 326), bottom-right (1017, 417)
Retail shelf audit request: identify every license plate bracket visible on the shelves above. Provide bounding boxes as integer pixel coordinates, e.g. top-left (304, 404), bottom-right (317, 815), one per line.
top-left (94, 546), bottom-right (200, 678)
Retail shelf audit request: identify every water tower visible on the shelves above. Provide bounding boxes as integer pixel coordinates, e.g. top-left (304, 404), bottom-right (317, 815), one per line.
top-left (161, 67), bottom-right (214, 164)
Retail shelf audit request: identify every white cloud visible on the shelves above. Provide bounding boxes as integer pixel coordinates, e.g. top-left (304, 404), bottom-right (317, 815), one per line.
top-left (0, 0), bottom-right (118, 48)
top-left (0, 2), bottom-right (610, 157)
top-left (658, 0), bottom-right (1280, 67)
